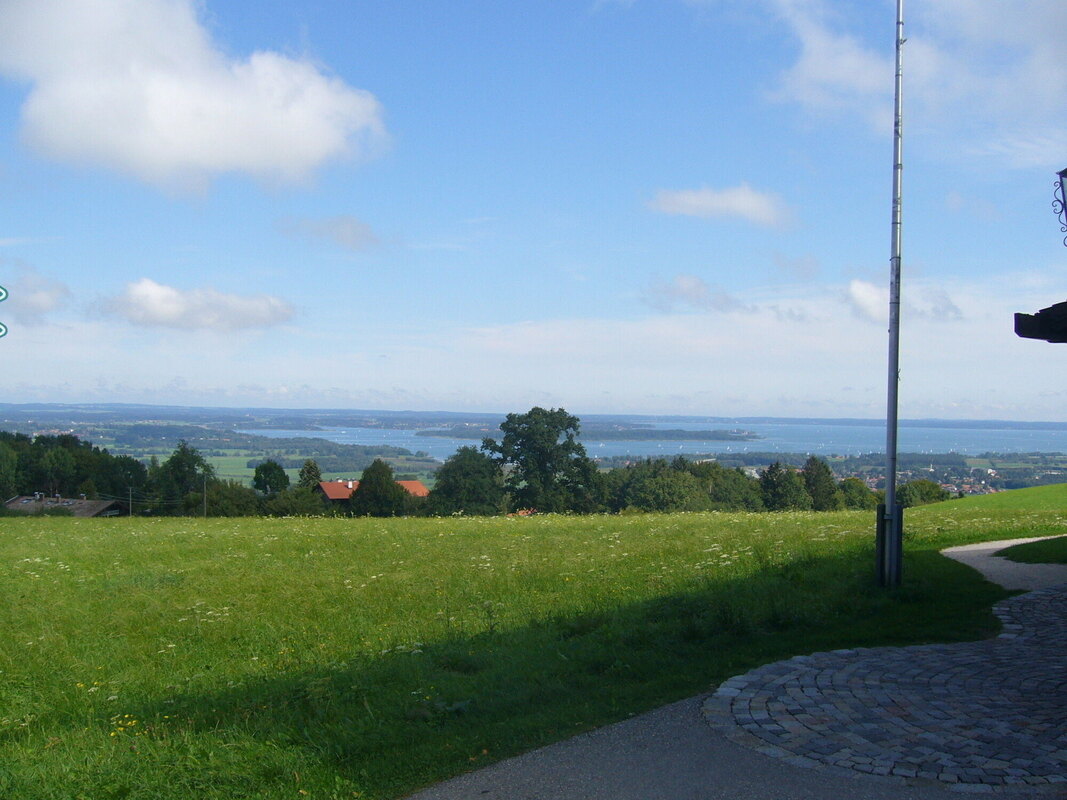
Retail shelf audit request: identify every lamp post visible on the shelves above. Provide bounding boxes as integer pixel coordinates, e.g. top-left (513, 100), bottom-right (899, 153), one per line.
top-left (877, 0), bottom-right (905, 588)
top-left (1014, 168), bottom-right (1067, 344)
top-left (1054, 168), bottom-right (1067, 247)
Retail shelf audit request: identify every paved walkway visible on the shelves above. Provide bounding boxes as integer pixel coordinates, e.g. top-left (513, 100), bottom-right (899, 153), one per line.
top-left (943, 536), bottom-right (1067, 592)
top-left (408, 537), bottom-right (1067, 799)
top-left (703, 536), bottom-right (1067, 793)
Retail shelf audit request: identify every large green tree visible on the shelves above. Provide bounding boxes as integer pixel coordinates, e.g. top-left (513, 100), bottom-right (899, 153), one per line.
top-left (0, 442), bottom-right (18, 500)
top-left (428, 446), bottom-right (505, 516)
top-left (606, 458), bottom-right (710, 512)
top-left (759, 462), bottom-right (813, 511)
top-left (264, 486), bottom-right (327, 516)
top-left (151, 440), bottom-right (215, 514)
top-left (482, 407), bottom-right (601, 513)
top-left (349, 459), bottom-right (408, 517)
top-left (688, 461), bottom-right (764, 511)
top-left (41, 447), bottom-right (76, 496)
top-left (801, 456), bottom-right (843, 511)
top-left (203, 480), bottom-right (261, 516)
top-left (252, 459), bottom-right (290, 496)
top-left (839, 477), bottom-right (878, 510)
top-left (897, 478), bottom-right (950, 508)
top-left (95, 454), bottom-right (149, 498)
top-left (297, 459), bottom-right (323, 490)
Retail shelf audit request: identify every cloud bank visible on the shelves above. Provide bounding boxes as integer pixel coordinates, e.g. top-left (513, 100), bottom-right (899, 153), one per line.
top-left (4, 272), bottom-right (1059, 419)
top-left (106, 278), bottom-right (293, 330)
top-left (757, 0), bottom-right (1067, 167)
top-left (0, 0), bottom-right (386, 189)
top-left (3, 267), bottom-right (72, 325)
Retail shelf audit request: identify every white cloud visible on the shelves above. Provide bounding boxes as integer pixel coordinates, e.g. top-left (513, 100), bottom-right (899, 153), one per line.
top-left (907, 2), bottom-right (1067, 167)
top-left (280, 215), bottom-right (379, 251)
top-left (846, 279), bottom-right (887, 323)
top-left (846, 279), bottom-right (964, 325)
top-left (912, 288), bottom-right (962, 322)
top-left (643, 274), bottom-right (750, 313)
top-left (2, 266), bottom-right (72, 325)
top-left (649, 184), bottom-right (792, 228)
top-left (106, 278), bottom-right (293, 330)
top-left (768, 0), bottom-right (892, 127)
top-left (0, 0), bottom-right (386, 189)
top-left (755, 0), bottom-right (1067, 168)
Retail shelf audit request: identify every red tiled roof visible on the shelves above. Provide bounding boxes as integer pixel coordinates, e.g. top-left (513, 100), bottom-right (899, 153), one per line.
top-left (397, 480), bottom-right (430, 497)
top-left (319, 480), bottom-right (358, 501)
top-left (318, 479), bottom-right (429, 500)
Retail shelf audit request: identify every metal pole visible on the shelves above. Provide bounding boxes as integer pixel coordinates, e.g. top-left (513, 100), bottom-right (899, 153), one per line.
top-left (881, 0), bottom-right (905, 587)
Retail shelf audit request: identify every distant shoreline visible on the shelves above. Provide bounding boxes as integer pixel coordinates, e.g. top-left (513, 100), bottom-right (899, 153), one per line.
top-left (3, 402), bottom-right (1067, 431)
top-left (5, 403), bottom-right (1067, 459)
top-left (415, 427), bottom-right (761, 442)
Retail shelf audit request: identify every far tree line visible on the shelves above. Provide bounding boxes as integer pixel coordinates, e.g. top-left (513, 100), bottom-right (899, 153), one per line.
top-left (0, 408), bottom-right (950, 518)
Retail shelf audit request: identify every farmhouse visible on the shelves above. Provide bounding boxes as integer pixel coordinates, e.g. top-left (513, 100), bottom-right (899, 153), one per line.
top-left (4, 494), bottom-right (123, 517)
top-left (317, 478), bottom-right (429, 504)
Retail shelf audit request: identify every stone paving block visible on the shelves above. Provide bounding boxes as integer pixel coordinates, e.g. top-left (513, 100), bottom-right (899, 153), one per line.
top-left (702, 582), bottom-right (1067, 792)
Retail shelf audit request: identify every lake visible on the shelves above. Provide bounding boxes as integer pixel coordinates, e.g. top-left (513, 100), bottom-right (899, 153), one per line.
top-left (244, 419), bottom-right (1067, 462)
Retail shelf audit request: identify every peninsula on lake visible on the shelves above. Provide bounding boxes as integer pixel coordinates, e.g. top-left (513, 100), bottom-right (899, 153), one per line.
top-left (415, 424), bottom-right (761, 442)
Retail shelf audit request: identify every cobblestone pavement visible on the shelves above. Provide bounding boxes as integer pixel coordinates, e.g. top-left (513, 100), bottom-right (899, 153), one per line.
top-left (703, 584), bottom-right (1067, 792)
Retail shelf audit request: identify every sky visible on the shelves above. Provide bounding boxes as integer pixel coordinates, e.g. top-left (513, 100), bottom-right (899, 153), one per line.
top-left (1, 0), bottom-right (1066, 421)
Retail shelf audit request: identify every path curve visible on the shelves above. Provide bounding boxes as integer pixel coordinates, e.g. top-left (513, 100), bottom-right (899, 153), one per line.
top-left (703, 539), bottom-right (1067, 791)
top-left (943, 536), bottom-right (1067, 591)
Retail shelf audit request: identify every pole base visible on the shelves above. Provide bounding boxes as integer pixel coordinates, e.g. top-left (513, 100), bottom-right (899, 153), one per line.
top-left (876, 503), bottom-right (904, 587)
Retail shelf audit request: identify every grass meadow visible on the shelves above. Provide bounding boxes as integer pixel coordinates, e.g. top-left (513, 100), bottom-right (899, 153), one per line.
top-left (999, 534), bottom-right (1067, 563)
top-left (2, 486), bottom-right (1065, 799)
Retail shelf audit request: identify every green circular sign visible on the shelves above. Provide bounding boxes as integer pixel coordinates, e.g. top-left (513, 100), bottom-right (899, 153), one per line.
top-left (0, 285), bottom-right (7, 302)
top-left (0, 322), bottom-right (7, 338)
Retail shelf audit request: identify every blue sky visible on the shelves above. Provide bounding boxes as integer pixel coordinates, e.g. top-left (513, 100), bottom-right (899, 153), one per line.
top-left (2, 0), bottom-right (1066, 420)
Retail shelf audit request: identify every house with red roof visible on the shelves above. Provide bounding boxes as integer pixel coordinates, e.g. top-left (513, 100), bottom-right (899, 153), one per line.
top-left (317, 478), bottom-right (429, 504)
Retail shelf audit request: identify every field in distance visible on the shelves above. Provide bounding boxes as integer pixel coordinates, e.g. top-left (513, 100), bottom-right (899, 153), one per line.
top-left (2, 486), bottom-right (1065, 799)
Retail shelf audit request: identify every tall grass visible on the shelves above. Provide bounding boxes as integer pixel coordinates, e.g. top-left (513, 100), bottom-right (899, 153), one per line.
top-left (1, 491), bottom-right (1064, 799)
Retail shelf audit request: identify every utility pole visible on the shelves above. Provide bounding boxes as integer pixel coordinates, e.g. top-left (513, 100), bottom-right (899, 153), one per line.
top-left (879, 0), bottom-right (905, 587)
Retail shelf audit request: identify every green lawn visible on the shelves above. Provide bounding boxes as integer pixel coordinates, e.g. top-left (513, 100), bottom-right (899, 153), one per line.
top-left (1, 491), bottom-right (1064, 799)
top-left (948, 482), bottom-right (1067, 511)
top-left (998, 535), bottom-right (1067, 564)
